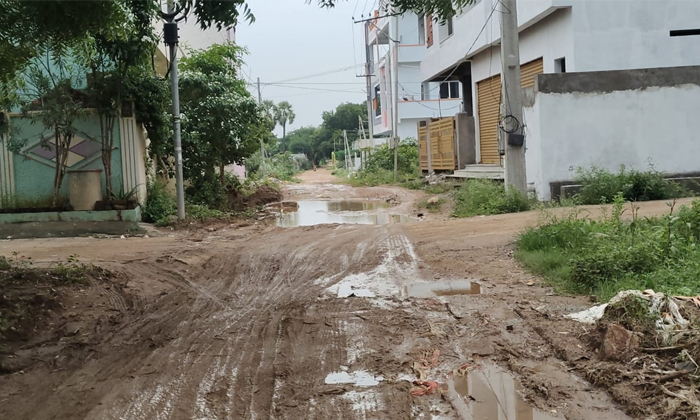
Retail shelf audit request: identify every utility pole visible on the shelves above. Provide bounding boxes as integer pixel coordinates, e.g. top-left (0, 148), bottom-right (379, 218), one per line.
top-left (363, 22), bottom-right (375, 147)
top-left (256, 77), bottom-right (266, 178)
top-left (391, 9), bottom-right (400, 183)
top-left (163, 2), bottom-right (185, 220)
top-left (343, 130), bottom-right (350, 171)
top-left (500, 0), bottom-right (527, 193)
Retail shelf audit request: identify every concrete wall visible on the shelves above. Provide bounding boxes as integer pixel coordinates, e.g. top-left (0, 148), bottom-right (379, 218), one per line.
top-left (423, 0), bottom-right (700, 82)
top-left (7, 115), bottom-right (123, 205)
top-left (524, 67), bottom-right (700, 200)
top-left (571, 0), bottom-right (700, 72)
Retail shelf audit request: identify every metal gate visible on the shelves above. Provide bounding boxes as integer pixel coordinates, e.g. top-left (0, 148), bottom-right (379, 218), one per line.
top-left (419, 117), bottom-right (456, 171)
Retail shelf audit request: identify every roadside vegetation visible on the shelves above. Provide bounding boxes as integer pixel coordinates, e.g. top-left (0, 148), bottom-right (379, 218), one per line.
top-left (335, 139), bottom-right (420, 187)
top-left (452, 179), bottom-right (530, 217)
top-left (572, 164), bottom-right (688, 205)
top-left (516, 195), bottom-right (700, 300)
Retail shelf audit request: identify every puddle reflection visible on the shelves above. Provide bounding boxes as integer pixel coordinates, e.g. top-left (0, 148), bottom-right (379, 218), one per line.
top-left (405, 280), bottom-right (481, 298)
top-left (276, 200), bottom-right (410, 227)
top-left (450, 364), bottom-right (559, 420)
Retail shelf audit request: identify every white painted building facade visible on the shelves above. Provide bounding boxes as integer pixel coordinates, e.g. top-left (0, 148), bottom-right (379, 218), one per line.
top-left (365, 6), bottom-right (463, 143)
top-left (417, 0), bottom-right (700, 197)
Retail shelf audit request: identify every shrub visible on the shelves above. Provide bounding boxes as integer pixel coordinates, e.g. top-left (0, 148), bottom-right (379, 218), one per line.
top-left (143, 181), bottom-right (176, 226)
top-left (573, 165), bottom-right (683, 204)
top-left (453, 179), bottom-right (530, 217)
top-left (344, 140), bottom-right (420, 186)
top-left (516, 199), bottom-right (700, 300)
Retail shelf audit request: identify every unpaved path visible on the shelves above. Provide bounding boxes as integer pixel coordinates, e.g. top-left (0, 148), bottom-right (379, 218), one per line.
top-left (0, 172), bottom-right (689, 419)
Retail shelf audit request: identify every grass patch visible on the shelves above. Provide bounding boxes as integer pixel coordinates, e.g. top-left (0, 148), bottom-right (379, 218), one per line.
top-left (453, 179), bottom-right (530, 217)
top-left (424, 183), bottom-right (454, 194)
top-left (516, 195), bottom-right (700, 300)
top-left (573, 164), bottom-right (688, 205)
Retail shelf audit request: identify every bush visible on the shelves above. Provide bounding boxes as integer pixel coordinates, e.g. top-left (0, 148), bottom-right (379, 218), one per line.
top-left (343, 139), bottom-right (420, 186)
top-left (143, 181), bottom-right (176, 226)
top-left (453, 179), bottom-right (530, 217)
top-left (516, 199), bottom-right (700, 300)
top-left (573, 165), bottom-right (683, 205)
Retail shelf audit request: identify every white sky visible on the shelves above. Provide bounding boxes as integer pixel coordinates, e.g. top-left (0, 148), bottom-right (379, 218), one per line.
top-left (236, 0), bottom-right (372, 134)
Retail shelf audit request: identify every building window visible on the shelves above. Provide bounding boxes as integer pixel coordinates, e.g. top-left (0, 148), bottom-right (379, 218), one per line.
top-left (418, 14), bottom-right (426, 44)
top-left (439, 81), bottom-right (460, 99)
top-left (438, 17), bottom-right (453, 42)
top-left (374, 85), bottom-right (381, 117)
top-left (555, 57), bottom-right (566, 73)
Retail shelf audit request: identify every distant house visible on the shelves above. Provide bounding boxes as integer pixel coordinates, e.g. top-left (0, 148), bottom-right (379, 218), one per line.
top-left (392, 0), bottom-right (700, 198)
top-left (365, 7), bottom-right (462, 144)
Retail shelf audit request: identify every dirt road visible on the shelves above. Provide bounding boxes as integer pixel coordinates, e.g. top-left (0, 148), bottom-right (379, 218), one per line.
top-left (0, 170), bottom-right (688, 419)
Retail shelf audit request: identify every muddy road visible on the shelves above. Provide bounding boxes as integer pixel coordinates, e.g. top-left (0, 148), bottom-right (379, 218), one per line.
top-left (0, 170), bottom-right (688, 420)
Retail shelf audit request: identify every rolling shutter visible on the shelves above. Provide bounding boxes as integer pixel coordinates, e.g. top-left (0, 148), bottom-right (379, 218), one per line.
top-left (476, 57), bottom-right (543, 164)
top-left (520, 57), bottom-right (543, 89)
top-left (477, 74), bottom-right (501, 164)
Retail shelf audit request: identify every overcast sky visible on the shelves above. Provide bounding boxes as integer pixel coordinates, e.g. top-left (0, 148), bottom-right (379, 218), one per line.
top-left (236, 0), bottom-right (372, 134)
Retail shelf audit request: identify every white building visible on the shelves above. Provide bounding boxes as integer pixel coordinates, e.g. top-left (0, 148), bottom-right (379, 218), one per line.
top-left (419, 0), bottom-right (700, 197)
top-left (365, 6), bottom-right (463, 143)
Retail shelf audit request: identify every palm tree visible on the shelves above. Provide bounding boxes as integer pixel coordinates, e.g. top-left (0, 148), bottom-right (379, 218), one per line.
top-left (274, 101), bottom-right (295, 141)
top-left (261, 99), bottom-right (276, 124)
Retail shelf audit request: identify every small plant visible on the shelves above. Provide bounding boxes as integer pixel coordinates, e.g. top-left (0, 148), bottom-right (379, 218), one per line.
top-left (143, 181), bottom-right (176, 226)
top-left (185, 203), bottom-right (227, 221)
top-left (52, 254), bottom-right (92, 284)
top-left (108, 185), bottom-right (139, 203)
top-left (453, 179), bottom-right (530, 217)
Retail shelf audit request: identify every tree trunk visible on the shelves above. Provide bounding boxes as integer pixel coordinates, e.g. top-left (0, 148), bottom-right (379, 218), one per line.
top-left (219, 161), bottom-right (225, 185)
top-left (53, 129), bottom-right (71, 208)
top-left (282, 123), bottom-right (286, 141)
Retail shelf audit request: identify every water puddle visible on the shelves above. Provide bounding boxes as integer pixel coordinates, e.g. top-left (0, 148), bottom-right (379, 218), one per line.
top-left (405, 280), bottom-right (481, 298)
top-left (275, 200), bottom-right (410, 227)
top-left (325, 370), bottom-right (384, 387)
top-left (448, 364), bottom-right (559, 420)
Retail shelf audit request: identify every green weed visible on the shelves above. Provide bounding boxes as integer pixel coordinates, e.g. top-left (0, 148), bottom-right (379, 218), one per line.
top-left (573, 164), bottom-right (687, 205)
top-left (516, 200), bottom-right (700, 300)
top-left (453, 179), bottom-right (530, 217)
top-left (143, 181), bottom-right (176, 226)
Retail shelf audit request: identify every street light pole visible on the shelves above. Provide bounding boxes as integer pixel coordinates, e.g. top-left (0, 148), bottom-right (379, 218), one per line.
top-left (163, 5), bottom-right (185, 220)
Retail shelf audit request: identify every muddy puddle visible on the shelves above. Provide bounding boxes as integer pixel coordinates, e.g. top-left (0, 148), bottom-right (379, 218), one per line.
top-left (276, 200), bottom-right (411, 227)
top-left (447, 364), bottom-right (559, 419)
top-left (405, 280), bottom-right (481, 298)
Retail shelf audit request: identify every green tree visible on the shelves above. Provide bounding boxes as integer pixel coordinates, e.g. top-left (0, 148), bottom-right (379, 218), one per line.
top-left (274, 101), bottom-right (296, 142)
top-left (12, 49), bottom-right (86, 206)
top-left (79, 0), bottom-right (160, 196)
top-left (179, 43), bottom-right (264, 186)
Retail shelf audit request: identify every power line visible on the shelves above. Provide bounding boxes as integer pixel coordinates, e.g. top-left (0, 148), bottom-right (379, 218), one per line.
top-left (265, 84), bottom-right (366, 94)
top-left (424, 0), bottom-right (499, 94)
top-left (268, 64), bottom-right (362, 84)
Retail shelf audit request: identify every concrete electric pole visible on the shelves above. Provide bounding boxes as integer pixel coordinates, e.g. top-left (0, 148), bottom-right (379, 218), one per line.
top-left (500, 0), bottom-right (527, 193)
top-left (391, 11), bottom-right (400, 183)
top-left (256, 77), bottom-right (266, 177)
top-left (163, 3), bottom-right (186, 220)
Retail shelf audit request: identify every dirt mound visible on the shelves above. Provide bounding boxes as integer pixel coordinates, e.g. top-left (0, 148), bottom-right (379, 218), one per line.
top-left (0, 263), bottom-right (131, 374)
top-left (245, 184), bottom-right (282, 207)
